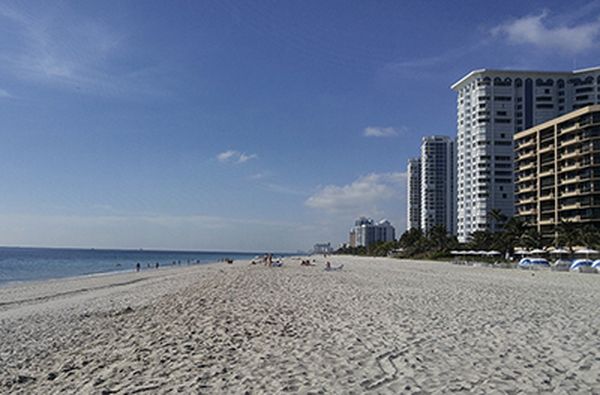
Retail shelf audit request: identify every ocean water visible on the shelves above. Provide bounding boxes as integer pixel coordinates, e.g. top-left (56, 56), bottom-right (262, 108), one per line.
top-left (0, 247), bottom-right (275, 286)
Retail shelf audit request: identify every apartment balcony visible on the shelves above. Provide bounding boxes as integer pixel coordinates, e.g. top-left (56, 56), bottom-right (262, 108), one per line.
top-left (539, 145), bottom-right (554, 154)
top-left (560, 150), bottom-right (581, 160)
top-left (516, 185), bottom-right (536, 194)
top-left (519, 162), bottom-right (536, 171)
top-left (539, 168), bottom-right (554, 177)
top-left (517, 139), bottom-right (536, 149)
top-left (519, 208), bottom-right (537, 216)
top-left (560, 189), bottom-right (580, 198)
top-left (518, 196), bottom-right (536, 205)
top-left (560, 136), bottom-right (582, 147)
top-left (539, 193), bottom-right (555, 201)
top-left (560, 176), bottom-right (581, 185)
top-left (519, 174), bottom-right (536, 182)
top-left (560, 202), bottom-right (583, 210)
top-left (539, 218), bottom-right (555, 226)
top-left (559, 163), bottom-right (583, 173)
top-left (560, 123), bottom-right (580, 134)
top-left (517, 151), bottom-right (536, 161)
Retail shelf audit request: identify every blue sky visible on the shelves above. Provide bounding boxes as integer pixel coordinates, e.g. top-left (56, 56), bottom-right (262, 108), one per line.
top-left (1, 0), bottom-right (600, 251)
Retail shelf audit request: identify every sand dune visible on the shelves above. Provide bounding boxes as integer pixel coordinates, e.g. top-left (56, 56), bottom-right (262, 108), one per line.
top-left (1, 256), bottom-right (599, 393)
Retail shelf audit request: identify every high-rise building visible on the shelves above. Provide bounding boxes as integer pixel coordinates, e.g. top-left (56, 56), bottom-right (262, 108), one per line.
top-left (406, 157), bottom-right (421, 230)
top-left (420, 136), bottom-right (456, 234)
top-left (349, 217), bottom-right (396, 248)
top-left (452, 67), bottom-right (600, 242)
top-left (515, 105), bottom-right (600, 240)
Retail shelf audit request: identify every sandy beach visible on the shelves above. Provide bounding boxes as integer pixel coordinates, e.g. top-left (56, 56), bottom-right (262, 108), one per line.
top-left (1, 256), bottom-right (600, 394)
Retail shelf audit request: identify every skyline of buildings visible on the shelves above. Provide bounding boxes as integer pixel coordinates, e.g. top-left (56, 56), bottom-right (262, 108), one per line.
top-left (515, 105), bottom-right (600, 240)
top-left (339, 67), bottom-right (600, 249)
top-left (451, 67), bottom-right (600, 242)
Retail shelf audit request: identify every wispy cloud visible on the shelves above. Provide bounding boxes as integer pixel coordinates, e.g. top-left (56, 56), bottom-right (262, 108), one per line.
top-left (217, 150), bottom-right (258, 164)
top-left (0, 3), bottom-right (164, 97)
top-left (306, 172), bottom-right (406, 213)
top-left (491, 11), bottom-right (600, 53)
top-left (363, 126), bottom-right (402, 138)
top-left (0, 88), bottom-right (11, 98)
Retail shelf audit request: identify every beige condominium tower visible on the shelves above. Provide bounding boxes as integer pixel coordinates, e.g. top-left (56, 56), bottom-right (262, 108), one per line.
top-left (514, 105), bottom-right (600, 240)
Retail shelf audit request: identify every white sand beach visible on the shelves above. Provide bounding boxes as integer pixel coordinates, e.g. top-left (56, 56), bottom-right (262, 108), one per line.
top-left (1, 256), bottom-right (600, 394)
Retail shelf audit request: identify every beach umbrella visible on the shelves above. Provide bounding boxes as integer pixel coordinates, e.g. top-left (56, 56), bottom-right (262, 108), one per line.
top-left (529, 248), bottom-right (546, 255)
top-left (549, 248), bottom-right (569, 254)
top-left (570, 259), bottom-right (593, 272)
top-left (574, 248), bottom-right (599, 255)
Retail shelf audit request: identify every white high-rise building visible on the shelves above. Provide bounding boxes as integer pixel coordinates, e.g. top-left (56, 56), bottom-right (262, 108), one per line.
top-left (420, 136), bottom-right (456, 234)
top-left (452, 67), bottom-right (600, 242)
top-left (406, 157), bottom-right (421, 230)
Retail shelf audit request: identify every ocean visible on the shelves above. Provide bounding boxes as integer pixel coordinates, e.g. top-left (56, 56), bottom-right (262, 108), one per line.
top-left (0, 247), bottom-right (278, 286)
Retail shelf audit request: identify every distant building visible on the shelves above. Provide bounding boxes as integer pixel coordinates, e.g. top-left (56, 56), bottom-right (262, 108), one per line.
top-left (313, 243), bottom-right (333, 254)
top-left (406, 157), bottom-right (422, 230)
top-left (349, 217), bottom-right (396, 248)
top-left (452, 66), bottom-right (600, 242)
top-left (515, 105), bottom-right (600, 240)
top-left (420, 136), bottom-right (456, 234)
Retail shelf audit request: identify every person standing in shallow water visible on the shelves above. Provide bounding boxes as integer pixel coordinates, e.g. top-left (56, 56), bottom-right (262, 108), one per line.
top-left (155, 262), bottom-right (159, 269)
top-left (136, 262), bottom-right (141, 272)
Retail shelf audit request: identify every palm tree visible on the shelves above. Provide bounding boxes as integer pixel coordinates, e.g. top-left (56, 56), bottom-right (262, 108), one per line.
top-left (468, 230), bottom-right (494, 250)
top-left (488, 209), bottom-right (508, 231)
top-left (520, 228), bottom-right (544, 249)
top-left (428, 225), bottom-right (450, 252)
top-left (579, 225), bottom-right (600, 249)
top-left (554, 220), bottom-right (581, 252)
top-left (497, 217), bottom-right (528, 255)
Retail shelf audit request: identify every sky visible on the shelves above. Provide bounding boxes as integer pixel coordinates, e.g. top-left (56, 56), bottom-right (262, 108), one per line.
top-left (1, 0), bottom-right (600, 252)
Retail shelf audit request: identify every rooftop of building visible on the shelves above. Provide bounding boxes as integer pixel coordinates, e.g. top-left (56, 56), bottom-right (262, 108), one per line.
top-left (450, 66), bottom-right (600, 91)
top-left (421, 135), bottom-right (453, 143)
top-left (514, 104), bottom-right (600, 140)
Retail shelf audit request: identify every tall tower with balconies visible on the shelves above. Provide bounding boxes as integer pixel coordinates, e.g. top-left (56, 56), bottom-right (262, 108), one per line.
top-left (452, 67), bottom-right (600, 242)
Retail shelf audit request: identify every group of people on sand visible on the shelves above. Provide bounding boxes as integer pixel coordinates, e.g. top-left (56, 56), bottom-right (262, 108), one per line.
top-left (300, 259), bottom-right (315, 266)
top-left (135, 262), bottom-right (160, 272)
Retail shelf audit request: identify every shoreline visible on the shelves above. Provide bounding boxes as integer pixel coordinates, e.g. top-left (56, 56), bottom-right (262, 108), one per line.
top-left (2, 255), bottom-right (599, 393)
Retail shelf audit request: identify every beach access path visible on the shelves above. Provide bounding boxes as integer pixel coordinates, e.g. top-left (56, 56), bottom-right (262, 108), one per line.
top-left (1, 256), bottom-right (599, 393)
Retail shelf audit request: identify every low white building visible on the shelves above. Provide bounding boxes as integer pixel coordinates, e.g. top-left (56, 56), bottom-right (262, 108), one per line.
top-left (313, 243), bottom-right (333, 254)
top-left (349, 217), bottom-right (396, 248)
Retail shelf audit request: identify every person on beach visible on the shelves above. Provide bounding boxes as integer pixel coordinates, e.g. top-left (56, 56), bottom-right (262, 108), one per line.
top-left (136, 262), bottom-right (140, 272)
top-left (155, 262), bottom-right (159, 269)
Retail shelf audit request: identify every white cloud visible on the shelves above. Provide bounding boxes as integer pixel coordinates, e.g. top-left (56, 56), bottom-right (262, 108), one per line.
top-left (306, 172), bottom-right (406, 213)
top-left (363, 126), bottom-right (402, 138)
top-left (492, 11), bottom-right (600, 53)
top-left (217, 150), bottom-right (258, 164)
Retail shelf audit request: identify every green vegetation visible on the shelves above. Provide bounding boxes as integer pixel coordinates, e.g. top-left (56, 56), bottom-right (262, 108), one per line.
top-left (335, 212), bottom-right (600, 260)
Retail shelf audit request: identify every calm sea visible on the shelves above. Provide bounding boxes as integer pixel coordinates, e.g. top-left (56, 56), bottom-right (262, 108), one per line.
top-left (0, 247), bottom-right (279, 286)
